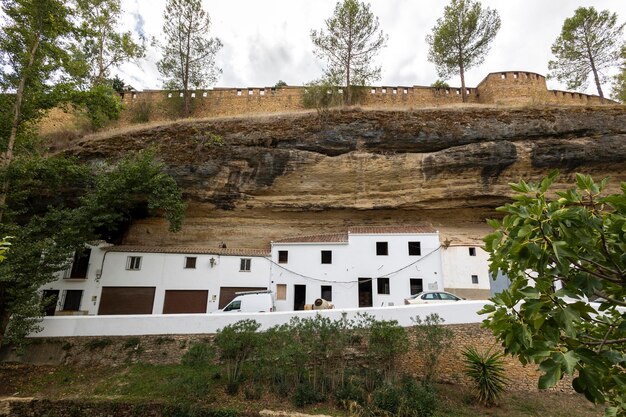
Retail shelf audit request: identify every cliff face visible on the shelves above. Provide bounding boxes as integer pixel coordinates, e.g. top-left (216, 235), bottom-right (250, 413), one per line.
top-left (67, 106), bottom-right (626, 248)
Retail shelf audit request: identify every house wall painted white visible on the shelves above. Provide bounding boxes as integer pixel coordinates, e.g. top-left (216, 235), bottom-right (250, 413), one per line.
top-left (41, 245), bottom-right (271, 315)
top-left (440, 245), bottom-right (491, 299)
top-left (270, 231), bottom-right (444, 311)
top-left (40, 244), bottom-right (110, 316)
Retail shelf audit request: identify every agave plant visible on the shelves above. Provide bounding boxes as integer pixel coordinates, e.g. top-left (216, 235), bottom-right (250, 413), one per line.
top-left (462, 345), bottom-right (508, 406)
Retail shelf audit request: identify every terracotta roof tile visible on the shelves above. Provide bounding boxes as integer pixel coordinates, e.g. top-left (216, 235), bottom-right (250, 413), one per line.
top-left (273, 226), bottom-right (437, 244)
top-left (104, 246), bottom-right (270, 257)
top-left (272, 233), bottom-right (348, 244)
top-left (348, 226), bottom-right (437, 234)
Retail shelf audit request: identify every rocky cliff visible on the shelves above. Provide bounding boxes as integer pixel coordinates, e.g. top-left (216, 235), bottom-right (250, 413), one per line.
top-left (67, 106), bottom-right (626, 248)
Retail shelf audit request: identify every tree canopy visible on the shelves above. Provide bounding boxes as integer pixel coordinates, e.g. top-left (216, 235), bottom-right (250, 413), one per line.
top-left (548, 7), bottom-right (625, 99)
top-left (310, 0), bottom-right (387, 105)
top-left (482, 172), bottom-right (626, 416)
top-left (72, 0), bottom-right (145, 86)
top-left (0, 151), bottom-right (186, 348)
top-left (426, 0), bottom-right (500, 102)
top-left (157, 0), bottom-right (223, 116)
top-left (611, 46), bottom-right (626, 103)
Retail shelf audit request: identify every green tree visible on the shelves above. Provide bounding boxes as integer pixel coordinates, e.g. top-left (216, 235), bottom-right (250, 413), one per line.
top-left (0, 151), bottom-right (186, 348)
top-left (548, 7), bottom-right (625, 99)
top-left (0, 0), bottom-right (75, 219)
top-left (611, 46), bottom-right (626, 103)
top-left (426, 0), bottom-right (501, 103)
top-left (157, 0), bottom-right (222, 117)
top-left (73, 0), bottom-right (145, 86)
top-left (310, 0), bottom-right (387, 105)
top-left (482, 172), bottom-right (626, 415)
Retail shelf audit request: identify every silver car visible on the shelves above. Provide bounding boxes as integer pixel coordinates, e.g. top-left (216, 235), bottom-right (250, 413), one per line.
top-left (404, 291), bottom-right (463, 305)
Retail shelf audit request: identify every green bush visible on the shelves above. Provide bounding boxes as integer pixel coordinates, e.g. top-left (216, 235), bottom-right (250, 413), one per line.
top-left (293, 381), bottom-right (326, 407)
top-left (372, 383), bottom-right (402, 414)
top-left (181, 342), bottom-right (215, 367)
top-left (213, 319), bottom-right (261, 394)
top-left (399, 378), bottom-right (437, 417)
top-left (335, 378), bottom-right (365, 408)
top-left (130, 99), bottom-right (152, 123)
top-left (411, 313), bottom-right (453, 382)
top-left (462, 346), bottom-right (508, 406)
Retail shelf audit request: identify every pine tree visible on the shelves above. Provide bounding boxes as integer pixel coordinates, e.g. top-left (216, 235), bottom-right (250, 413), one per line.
top-left (157, 0), bottom-right (222, 116)
top-left (548, 7), bottom-right (624, 99)
top-left (426, 0), bottom-right (500, 103)
top-left (310, 0), bottom-right (387, 105)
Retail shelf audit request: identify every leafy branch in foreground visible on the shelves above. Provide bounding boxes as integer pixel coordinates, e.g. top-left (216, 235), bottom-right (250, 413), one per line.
top-left (481, 171), bottom-right (626, 416)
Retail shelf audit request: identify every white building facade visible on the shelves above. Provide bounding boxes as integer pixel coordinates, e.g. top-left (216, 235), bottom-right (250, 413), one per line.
top-left (41, 245), bottom-right (271, 316)
top-left (440, 244), bottom-right (492, 299)
top-left (269, 226), bottom-right (445, 311)
top-left (40, 227), bottom-right (494, 316)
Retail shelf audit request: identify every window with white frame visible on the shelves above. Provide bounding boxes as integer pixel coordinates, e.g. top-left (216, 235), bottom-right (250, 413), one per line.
top-left (126, 256), bottom-right (142, 270)
top-left (240, 258), bottom-right (251, 271)
top-left (469, 247), bottom-right (476, 256)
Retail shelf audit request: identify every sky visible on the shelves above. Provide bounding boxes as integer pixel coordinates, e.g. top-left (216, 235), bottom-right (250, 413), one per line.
top-left (117, 0), bottom-right (626, 96)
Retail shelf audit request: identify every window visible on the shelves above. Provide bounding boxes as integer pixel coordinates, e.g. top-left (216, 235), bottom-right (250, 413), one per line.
top-left (377, 278), bottom-right (390, 294)
top-left (240, 258), bottom-right (251, 271)
top-left (237, 89), bottom-right (242, 96)
top-left (69, 248), bottom-right (91, 278)
top-left (191, 92), bottom-right (196, 98)
top-left (371, 88), bottom-right (376, 94)
top-left (278, 250), bottom-right (288, 264)
top-left (223, 300), bottom-right (241, 311)
top-left (321, 250), bottom-right (332, 264)
top-left (185, 257), bottom-right (197, 269)
top-left (381, 88), bottom-right (387, 94)
top-left (392, 88), bottom-right (397, 94)
top-left (440, 292), bottom-right (460, 301)
top-left (321, 285), bottom-right (333, 301)
top-left (410, 278), bottom-right (423, 295)
top-left (423, 293), bottom-right (438, 300)
top-left (276, 284), bottom-right (287, 300)
top-left (469, 247), bottom-right (476, 256)
top-left (202, 92), bottom-right (208, 97)
top-left (63, 290), bottom-right (83, 311)
top-left (248, 89), bottom-right (253, 95)
top-left (126, 256), bottom-right (142, 270)
top-left (408, 241), bottom-right (421, 256)
top-left (376, 242), bottom-right (388, 256)
top-left (403, 88), bottom-right (408, 94)
top-left (471, 275), bottom-right (479, 284)
top-left (260, 89), bottom-right (265, 96)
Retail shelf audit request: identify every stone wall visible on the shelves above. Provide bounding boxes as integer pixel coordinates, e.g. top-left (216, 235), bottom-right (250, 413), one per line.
top-left (114, 70), bottom-right (610, 126)
top-left (5, 323), bottom-right (572, 394)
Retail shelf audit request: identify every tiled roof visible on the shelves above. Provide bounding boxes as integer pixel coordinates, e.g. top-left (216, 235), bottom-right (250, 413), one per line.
top-left (272, 233), bottom-right (349, 244)
top-left (273, 226), bottom-right (437, 244)
top-left (104, 246), bottom-right (270, 257)
top-left (348, 226), bottom-right (437, 234)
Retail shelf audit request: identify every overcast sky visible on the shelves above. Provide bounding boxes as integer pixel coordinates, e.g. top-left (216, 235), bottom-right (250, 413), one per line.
top-left (117, 0), bottom-right (626, 96)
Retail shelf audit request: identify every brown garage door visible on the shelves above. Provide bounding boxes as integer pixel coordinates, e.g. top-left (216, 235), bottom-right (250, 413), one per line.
top-left (98, 287), bottom-right (156, 315)
top-left (218, 287), bottom-right (267, 309)
top-left (163, 290), bottom-right (208, 314)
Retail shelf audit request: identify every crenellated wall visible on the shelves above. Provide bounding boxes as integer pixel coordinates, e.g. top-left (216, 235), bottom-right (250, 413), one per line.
top-left (114, 70), bottom-right (611, 125)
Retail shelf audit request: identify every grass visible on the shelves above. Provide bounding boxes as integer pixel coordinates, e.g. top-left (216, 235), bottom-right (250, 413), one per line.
top-left (0, 363), bottom-right (603, 417)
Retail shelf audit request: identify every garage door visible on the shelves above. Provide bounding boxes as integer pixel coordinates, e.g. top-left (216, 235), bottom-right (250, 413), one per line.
top-left (163, 290), bottom-right (208, 314)
top-left (218, 287), bottom-right (267, 309)
top-left (98, 287), bottom-right (156, 315)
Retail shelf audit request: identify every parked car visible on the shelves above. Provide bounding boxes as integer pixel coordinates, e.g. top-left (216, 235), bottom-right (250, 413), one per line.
top-left (220, 290), bottom-right (275, 312)
top-left (404, 291), bottom-right (463, 305)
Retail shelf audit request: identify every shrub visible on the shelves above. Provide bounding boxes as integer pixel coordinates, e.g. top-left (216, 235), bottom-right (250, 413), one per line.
top-left (411, 313), bottom-right (453, 382)
top-left (372, 383), bottom-right (402, 415)
top-left (181, 342), bottom-right (215, 367)
top-left (462, 346), bottom-right (508, 406)
top-left (293, 381), bottom-right (325, 407)
top-left (213, 319), bottom-right (261, 394)
top-left (366, 319), bottom-right (410, 383)
top-left (123, 337), bottom-right (141, 350)
top-left (335, 378), bottom-right (366, 408)
top-left (130, 99), bottom-right (152, 123)
top-left (399, 378), bottom-right (437, 417)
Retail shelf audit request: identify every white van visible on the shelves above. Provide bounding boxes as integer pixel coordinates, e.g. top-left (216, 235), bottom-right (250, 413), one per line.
top-left (221, 290), bottom-right (275, 313)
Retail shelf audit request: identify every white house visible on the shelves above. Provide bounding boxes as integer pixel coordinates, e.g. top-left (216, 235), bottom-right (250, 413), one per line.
top-left (269, 226), bottom-right (445, 310)
top-left (40, 245), bottom-right (271, 315)
top-left (440, 243), bottom-right (492, 299)
top-left (40, 226), bottom-right (494, 316)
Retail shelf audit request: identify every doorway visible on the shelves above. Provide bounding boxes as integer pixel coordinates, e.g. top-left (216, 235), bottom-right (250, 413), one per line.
top-left (358, 278), bottom-right (373, 307)
top-left (294, 285), bottom-right (306, 310)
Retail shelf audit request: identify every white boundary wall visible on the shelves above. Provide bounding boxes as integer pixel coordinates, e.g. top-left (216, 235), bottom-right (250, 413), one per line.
top-left (32, 300), bottom-right (490, 337)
